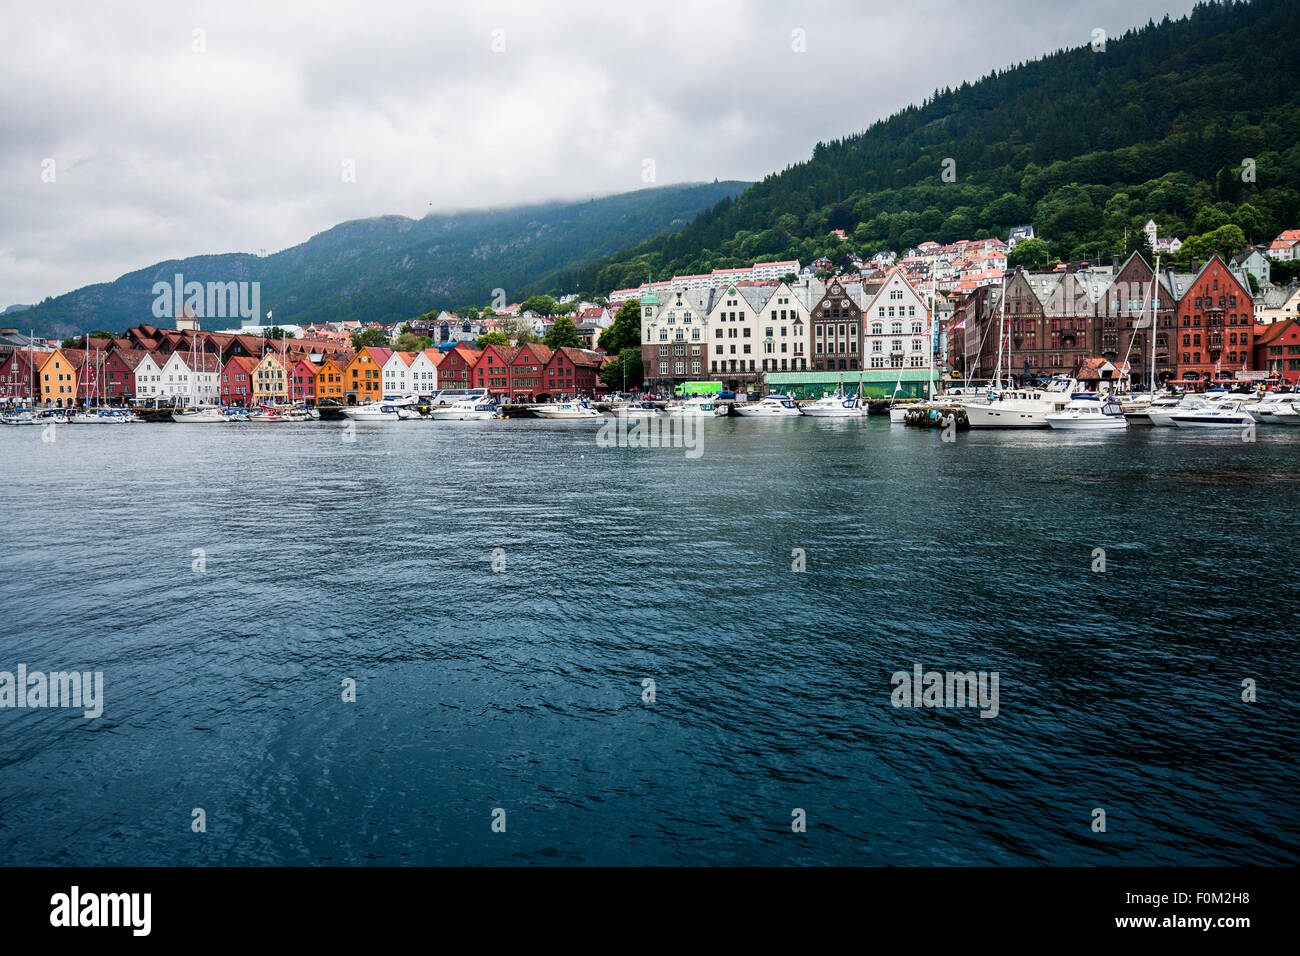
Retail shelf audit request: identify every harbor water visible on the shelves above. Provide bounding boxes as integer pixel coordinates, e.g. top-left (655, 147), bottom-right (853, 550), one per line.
top-left (1, 417), bottom-right (1297, 865)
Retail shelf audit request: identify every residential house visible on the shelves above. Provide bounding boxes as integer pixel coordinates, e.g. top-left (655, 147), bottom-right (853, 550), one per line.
top-left (406, 349), bottom-right (442, 399)
top-left (132, 353), bottom-right (168, 401)
top-left (707, 284), bottom-right (773, 388)
top-left (1266, 229), bottom-right (1300, 262)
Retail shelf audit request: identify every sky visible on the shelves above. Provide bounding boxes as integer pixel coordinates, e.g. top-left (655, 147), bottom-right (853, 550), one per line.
top-left (0, 0), bottom-right (1200, 308)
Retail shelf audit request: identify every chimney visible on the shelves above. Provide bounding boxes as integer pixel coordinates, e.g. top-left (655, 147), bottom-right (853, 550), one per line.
top-left (1192, 258), bottom-right (1201, 273)
top-left (1112, 254), bottom-right (1120, 270)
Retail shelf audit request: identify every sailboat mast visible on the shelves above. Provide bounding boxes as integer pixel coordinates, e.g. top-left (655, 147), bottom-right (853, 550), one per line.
top-left (1149, 254), bottom-right (1161, 392)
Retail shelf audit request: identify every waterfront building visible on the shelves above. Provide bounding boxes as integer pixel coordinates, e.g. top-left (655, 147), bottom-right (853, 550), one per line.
top-left (809, 279), bottom-right (865, 373)
top-left (640, 284), bottom-right (715, 392)
top-left (289, 358), bottom-right (319, 403)
top-left (435, 345), bottom-right (481, 391)
top-left (406, 349), bottom-right (442, 399)
top-left (251, 353), bottom-right (288, 405)
top-left (220, 355), bottom-right (259, 406)
top-left (1173, 255), bottom-right (1254, 384)
top-left (314, 357), bottom-right (347, 404)
top-left (508, 343), bottom-right (552, 402)
top-left (472, 344), bottom-right (519, 399)
top-left (381, 351), bottom-right (417, 397)
top-left (100, 349), bottom-right (144, 403)
top-left (0, 347), bottom-right (51, 404)
top-left (706, 284), bottom-right (772, 390)
top-left (863, 269), bottom-right (930, 372)
top-left (132, 353), bottom-right (167, 401)
top-left (1252, 318), bottom-right (1300, 386)
top-left (343, 346), bottom-right (390, 404)
top-left (544, 347), bottom-right (605, 398)
top-left (159, 350), bottom-right (221, 405)
top-left (758, 281), bottom-right (812, 375)
top-left (37, 348), bottom-right (87, 407)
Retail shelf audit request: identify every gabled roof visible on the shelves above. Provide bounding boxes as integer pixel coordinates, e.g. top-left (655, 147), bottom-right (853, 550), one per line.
top-left (222, 355), bottom-right (259, 375)
top-left (513, 343), bottom-right (553, 365)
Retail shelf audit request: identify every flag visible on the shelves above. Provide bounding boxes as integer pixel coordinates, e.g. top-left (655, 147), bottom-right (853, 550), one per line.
top-left (952, 319), bottom-right (966, 330)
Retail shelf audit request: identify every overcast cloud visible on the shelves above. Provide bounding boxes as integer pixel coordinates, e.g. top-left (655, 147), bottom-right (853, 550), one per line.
top-left (0, 0), bottom-right (1199, 307)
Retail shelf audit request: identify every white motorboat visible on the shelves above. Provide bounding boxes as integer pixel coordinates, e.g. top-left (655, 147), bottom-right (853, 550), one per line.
top-left (1, 409), bottom-right (40, 425)
top-left (222, 407), bottom-right (251, 422)
top-left (1046, 397), bottom-right (1128, 430)
top-left (428, 399), bottom-right (498, 420)
top-left (961, 385), bottom-right (1072, 428)
top-left (171, 406), bottom-right (231, 424)
top-left (1270, 402), bottom-right (1300, 426)
top-left (1249, 394), bottom-right (1298, 423)
top-left (616, 400), bottom-right (663, 418)
top-left (666, 397), bottom-right (717, 416)
top-left (341, 398), bottom-right (414, 422)
top-left (1170, 400), bottom-right (1256, 429)
top-left (733, 394), bottom-right (802, 417)
top-left (802, 391), bottom-right (866, 418)
top-left (1126, 394), bottom-right (1181, 426)
top-left (532, 400), bottom-right (600, 419)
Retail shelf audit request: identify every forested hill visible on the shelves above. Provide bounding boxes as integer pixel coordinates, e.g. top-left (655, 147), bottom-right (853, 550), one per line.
top-left (14, 181), bottom-right (749, 340)
top-left (565, 0), bottom-right (1300, 295)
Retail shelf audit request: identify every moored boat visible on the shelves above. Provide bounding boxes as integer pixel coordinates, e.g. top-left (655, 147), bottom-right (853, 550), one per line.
top-left (428, 399), bottom-right (498, 420)
top-left (733, 394), bottom-right (802, 417)
top-left (1046, 397), bottom-right (1128, 430)
top-left (531, 399), bottom-right (600, 419)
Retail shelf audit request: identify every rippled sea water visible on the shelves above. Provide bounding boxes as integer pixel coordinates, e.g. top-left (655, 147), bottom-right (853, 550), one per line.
top-left (1, 415), bottom-right (1297, 866)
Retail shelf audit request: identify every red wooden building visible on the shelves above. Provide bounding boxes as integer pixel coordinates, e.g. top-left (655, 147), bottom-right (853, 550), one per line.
top-left (1253, 318), bottom-right (1300, 386)
top-left (544, 347), bottom-right (607, 398)
top-left (508, 343), bottom-right (552, 402)
top-left (0, 348), bottom-right (51, 404)
top-left (436, 345), bottom-right (481, 391)
top-left (221, 355), bottom-right (259, 406)
top-left (471, 345), bottom-right (519, 399)
top-left (1173, 255), bottom-right (1254, 384)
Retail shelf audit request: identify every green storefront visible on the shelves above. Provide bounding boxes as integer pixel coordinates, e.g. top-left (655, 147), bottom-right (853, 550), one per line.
top-left (765, 369), bottom-right (940, 400)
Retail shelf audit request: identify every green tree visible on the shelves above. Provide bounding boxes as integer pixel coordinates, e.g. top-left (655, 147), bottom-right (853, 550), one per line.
top-left (520, 294), bottom-right (557, 317)
top-left (598, 299), bottom-right (641, 354)
top-left (1007, 238), bottom-right (1050, 269)
top-left (476, 331), bottom-right (510, 348)
top-left (394, 332), bottom-right (432, 352)
top-left (517, 330), bottom-right (541, 345)
top-left (351, 329), bottom-right (389, 349)
top-left (543, 315), bottom-right (582, 349)
top-left (262, 326), bottom-right (298, 340)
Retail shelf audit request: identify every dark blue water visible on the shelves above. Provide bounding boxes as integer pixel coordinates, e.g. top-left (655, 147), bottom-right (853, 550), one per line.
top-left (1, 416), bottom-right (1297, 865)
